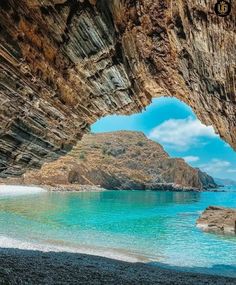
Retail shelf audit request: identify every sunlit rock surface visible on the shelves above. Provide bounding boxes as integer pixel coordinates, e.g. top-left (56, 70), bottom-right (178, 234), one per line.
top-left (0, 0), bottom-right (235, 176)
top-left (197, 206), bottom-right (236, 235)
top-left (21, 131), bottom-right (217, 191)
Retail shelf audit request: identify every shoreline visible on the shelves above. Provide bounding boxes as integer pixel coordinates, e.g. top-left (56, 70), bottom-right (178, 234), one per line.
top-left (1, 234), bottom-right (236, 280)
top-left (25, 184), bottom-right (224, 193)
top-left (0, 247), bottom-right (235, 285)
top-left (42, 184), bottom-right (107, 192)
top-left (0, 182), bottom-right (222, 193)
top-left (0, 185), bottom-right (235, 284)
top-left (0, 235), bottom-right (148, 264)
top-left (43, 185), bottom-right (225, 193)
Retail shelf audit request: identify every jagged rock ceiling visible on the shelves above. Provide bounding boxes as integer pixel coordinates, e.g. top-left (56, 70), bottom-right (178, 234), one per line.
top-left (0, 0), bottom-right (235, 177)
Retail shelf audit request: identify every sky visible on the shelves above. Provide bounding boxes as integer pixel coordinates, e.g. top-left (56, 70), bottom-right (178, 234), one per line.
top-left (91, 97), bottom-right (236, 180)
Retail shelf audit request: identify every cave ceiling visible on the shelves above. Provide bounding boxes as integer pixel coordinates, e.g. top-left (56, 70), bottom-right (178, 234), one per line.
top-left (0, 0), bottom-right (235, 177)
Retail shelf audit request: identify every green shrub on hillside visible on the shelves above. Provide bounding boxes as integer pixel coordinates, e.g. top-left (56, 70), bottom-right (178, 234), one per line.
top-left (79, 151), bottom-right (86, 160)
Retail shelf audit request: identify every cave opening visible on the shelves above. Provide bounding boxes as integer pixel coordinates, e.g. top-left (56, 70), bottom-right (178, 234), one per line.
top-left (0, 1), bottom-right (235, 282)
top-left (91, 97), bottom-right (236, 182)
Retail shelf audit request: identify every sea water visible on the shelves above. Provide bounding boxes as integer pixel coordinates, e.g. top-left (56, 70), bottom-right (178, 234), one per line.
top-left (0, 187), bottom-right (235, 277)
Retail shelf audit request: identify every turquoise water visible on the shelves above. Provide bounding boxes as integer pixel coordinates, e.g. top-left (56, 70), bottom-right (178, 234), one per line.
top-left (0, 189), bottom-right (235, 277)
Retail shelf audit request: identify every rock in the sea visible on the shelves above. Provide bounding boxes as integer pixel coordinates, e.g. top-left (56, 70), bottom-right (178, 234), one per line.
top-left (197, 206), bottom-right (236, 235)
top-left (0, 1), bottom-right (235, 177)
top-left (19, 131), bottom-right (217, 191)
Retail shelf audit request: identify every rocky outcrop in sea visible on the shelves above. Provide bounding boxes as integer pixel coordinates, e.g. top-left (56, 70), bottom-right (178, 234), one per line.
top-left (197, 206), bottom-right (236, 235)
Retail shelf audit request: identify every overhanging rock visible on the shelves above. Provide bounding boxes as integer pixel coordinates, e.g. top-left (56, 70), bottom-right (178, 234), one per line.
top-left (0, 0), bottom-right (235, 176)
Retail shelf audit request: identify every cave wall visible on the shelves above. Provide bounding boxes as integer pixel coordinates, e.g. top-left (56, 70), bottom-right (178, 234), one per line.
top-left (0, 0), bottom-right (235, 177)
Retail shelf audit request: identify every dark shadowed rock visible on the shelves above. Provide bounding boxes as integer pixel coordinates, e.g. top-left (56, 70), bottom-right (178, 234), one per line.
top-left (197, 206), bottom-right (236, 235)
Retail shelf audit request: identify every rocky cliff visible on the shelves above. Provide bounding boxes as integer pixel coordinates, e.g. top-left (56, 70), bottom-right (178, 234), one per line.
top-left (22, 131), bottom-right (217, 190)
top-left (0, 1), bottom-right (235, 177)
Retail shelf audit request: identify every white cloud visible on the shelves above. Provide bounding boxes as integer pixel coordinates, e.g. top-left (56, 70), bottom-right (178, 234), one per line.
top-left (198, 159), bottom-right (231, 176)
top-left (183, 156), bottom-right (199, 163)
top-left (148, 117), bottom-right (217, 151)
top-left (226, 169), bottom-right (236, 173)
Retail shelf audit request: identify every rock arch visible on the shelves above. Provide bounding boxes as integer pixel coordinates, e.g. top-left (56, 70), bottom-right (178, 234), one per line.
top-left (0, 0), bottom-right (235, 177)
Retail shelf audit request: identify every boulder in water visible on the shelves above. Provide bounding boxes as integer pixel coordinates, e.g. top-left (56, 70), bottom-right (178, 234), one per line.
top-left (197, 206), bottom-right (236, 235)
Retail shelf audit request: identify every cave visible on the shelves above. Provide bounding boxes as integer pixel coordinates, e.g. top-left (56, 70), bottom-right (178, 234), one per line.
top-left (0, 0), bottom-right (235, 177)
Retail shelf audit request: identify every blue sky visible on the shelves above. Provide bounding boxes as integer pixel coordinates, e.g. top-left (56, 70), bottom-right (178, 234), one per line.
top-left (91, 97), bottom-right (236, 180)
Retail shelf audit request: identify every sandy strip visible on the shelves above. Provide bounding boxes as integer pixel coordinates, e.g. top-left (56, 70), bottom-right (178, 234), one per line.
top-left (0, 247), bottom-right (235, 285)
top-left (0, 185), bottom-right (45, 197)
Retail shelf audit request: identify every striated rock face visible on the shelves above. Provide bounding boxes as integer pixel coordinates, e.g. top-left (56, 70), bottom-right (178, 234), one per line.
top-left (21, 131), bottom-right (217, 191)
top-left (197, 206), bottom-right (236, 235)
top-left (0, 1), bottom-right (235, 176)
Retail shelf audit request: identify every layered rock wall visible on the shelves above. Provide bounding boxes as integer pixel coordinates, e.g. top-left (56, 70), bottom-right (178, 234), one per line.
top-left (0, 0), bottom-right (235, 176)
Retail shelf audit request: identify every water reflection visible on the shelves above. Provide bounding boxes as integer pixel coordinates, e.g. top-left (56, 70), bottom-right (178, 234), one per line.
top-left (98, 190), bottom-right (201, 205)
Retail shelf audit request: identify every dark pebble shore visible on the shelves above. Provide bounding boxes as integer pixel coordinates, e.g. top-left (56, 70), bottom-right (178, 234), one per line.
top-left (0, 248), bottom-right (235, 285)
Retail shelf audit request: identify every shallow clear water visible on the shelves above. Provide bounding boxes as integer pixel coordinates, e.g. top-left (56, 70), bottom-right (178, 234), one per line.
top-left (0, 189), bottom-right (235, 277)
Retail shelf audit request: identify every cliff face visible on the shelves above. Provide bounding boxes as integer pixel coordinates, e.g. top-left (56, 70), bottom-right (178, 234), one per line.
top-left (0, 1), bottom-right (235, 177)
top-left (22, 131), bottom-right (217, 190)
